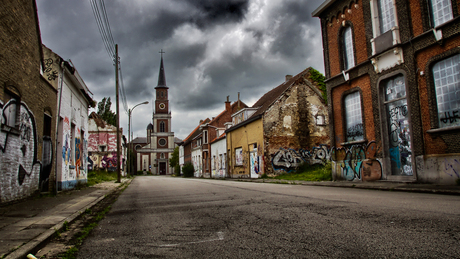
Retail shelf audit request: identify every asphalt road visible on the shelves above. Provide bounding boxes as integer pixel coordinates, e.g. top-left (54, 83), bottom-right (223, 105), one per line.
top-left (77, 176), bottom-right (460, 258)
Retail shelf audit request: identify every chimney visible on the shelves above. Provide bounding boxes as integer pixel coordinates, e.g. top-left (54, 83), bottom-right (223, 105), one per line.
top-left (225, 95), bottom-right (231, 111)
top-left (238, 92), bottom-right (240, 109)
top-left (285, 75), bottom-right (293, 81)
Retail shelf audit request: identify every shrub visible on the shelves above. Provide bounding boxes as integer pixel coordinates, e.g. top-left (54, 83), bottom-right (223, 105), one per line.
top-left (174, 164), bottom-right (181, 176)
top-left (182, 163), bottom-right (194, 177)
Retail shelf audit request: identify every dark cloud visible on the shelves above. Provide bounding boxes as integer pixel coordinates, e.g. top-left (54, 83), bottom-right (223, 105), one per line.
top-left (36, 0), bottom-right (325, 140)
top-left (187, 0), bottom-right (250, 28)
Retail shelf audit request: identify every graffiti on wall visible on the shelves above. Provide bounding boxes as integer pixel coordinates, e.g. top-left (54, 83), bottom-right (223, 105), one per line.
top-left (0, 100), bottom-right (41, 202)
top-left (44, 58), bottom-right (59, 81)
top-left (88, 152), bottom-right (118, 171)
top-left (443, 158), bottom-right (459, 178)
top-left (272, 144), bottom-right (331, 172)
top-left (271, 141), bottom-right (382, 181)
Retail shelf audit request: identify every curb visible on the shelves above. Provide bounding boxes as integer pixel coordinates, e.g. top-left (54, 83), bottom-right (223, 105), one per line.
top-left (5, 179), bottom-right (132, 259)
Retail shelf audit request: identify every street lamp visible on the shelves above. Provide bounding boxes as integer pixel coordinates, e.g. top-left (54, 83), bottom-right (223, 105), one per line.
top-left (128, 101), bottom-right (149, 175)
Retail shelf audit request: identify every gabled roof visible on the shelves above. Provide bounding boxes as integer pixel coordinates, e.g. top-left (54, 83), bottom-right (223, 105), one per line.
top-left (226, 67), bottom-right (323, 133)
top-left (210, 132), bottom-right (226, 144)
top-left (250, 67), bottom-right (314, 118)
top-left (131, 137), bottom-right (147, 144)
top-left (207, 101), bottom-right (248, 126)
top-left (182, 118), bottom-right (211, 144)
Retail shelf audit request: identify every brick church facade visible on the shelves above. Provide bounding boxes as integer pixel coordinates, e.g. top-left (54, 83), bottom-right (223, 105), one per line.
top-left (136, 52), bottom-right (175, 175)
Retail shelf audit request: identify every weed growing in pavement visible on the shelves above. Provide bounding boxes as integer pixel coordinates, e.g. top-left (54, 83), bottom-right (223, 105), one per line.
top-left (62, 205), bottom-right (112, 258)
top-left (86, 170), bottom-right (118, 186)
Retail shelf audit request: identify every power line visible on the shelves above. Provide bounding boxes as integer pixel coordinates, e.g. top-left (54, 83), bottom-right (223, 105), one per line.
top-left (90, 0), bottom-right (115, 62)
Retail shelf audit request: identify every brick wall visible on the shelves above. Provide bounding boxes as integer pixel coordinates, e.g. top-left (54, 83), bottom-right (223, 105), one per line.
top-left (0, 0), bottom-right (57, 201)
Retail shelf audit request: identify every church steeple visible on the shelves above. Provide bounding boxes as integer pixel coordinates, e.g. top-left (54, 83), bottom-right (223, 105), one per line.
top-left (156, 49), bottom-right (168, 89)
top-left (154, 49), bottom-right (169, 114)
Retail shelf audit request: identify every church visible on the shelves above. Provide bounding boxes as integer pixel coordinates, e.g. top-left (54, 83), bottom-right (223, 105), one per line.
top-left (136, 51), bottom-right (175, 175)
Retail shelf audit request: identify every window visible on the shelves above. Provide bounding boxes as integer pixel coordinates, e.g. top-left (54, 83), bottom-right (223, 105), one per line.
top-left (159, 138), bottom-right (167, 146)
top-left (204, 130), bottom-right (208, 144)
top-left (2, 86), bottom-right (21, 129)
top-left (432, 54), bottom-right (460, 128)
top-left (343, 26), bottom-right (355, 70)
top-left (159, 121), bottom-right (165, 132)
top-left (377, 0), bottom-right (396, 34)
top-left (235, 148), bottom-right (243, 166)
top-left (344, 91), bottom-right (364, 142)
top-left (430, 0), bottom-right (453, 27)
top-left (222, 153), bottom-right (226, 169)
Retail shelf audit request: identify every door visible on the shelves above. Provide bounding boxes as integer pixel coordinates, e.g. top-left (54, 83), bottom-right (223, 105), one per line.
top-left (159, 162), bottom-right (166, 175)
top-left (383, 75), bottom-right (413, 176)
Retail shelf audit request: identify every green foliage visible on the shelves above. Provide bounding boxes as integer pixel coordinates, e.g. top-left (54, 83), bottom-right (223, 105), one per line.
top-left (174, 164), bottom-right (181, 176)
top-left (87, 170), bottom-right (118, 186)
top-left (182, 162), bottom-right (194, 177)
top-left (97, 97), bottom-right (116, 126)
top-left (169, 147), bottom-right (179, 168)
top-left (274, 161), bottom-right (332, 181)
top-left (309, 68), bottom-right (327, 104)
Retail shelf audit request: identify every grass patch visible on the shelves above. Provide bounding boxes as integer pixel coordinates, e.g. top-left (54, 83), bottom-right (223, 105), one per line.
top-left (274, 162), bottom-right (332, 182)
top-left (86, 170), bottom-right (118, 186)
top-left (62, 205), bottom-right (112, 259)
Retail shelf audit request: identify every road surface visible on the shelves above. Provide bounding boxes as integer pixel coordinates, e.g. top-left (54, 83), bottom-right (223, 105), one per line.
top-left (77, 176), bottom-right (460, 258)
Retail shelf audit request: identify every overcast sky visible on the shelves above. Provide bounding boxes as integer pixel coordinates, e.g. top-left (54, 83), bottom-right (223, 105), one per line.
top-left (36, 0), bottom-right (325, 141)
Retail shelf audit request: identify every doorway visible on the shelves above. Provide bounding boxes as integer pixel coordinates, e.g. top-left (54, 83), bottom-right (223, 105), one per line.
top-left (159, 162), bottom-right (166, 175)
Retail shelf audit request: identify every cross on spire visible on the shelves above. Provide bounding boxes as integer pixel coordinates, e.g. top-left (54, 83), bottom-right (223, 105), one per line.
top-left (159, 49), bottom-right (165, 58)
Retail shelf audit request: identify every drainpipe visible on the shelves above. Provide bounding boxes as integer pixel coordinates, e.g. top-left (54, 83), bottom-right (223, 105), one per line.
top-left (53, 59), bottom-right (66, 195)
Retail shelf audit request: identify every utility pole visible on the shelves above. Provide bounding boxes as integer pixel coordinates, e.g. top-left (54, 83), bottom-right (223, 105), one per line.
top-left (116, 44), bottom-right (121, 183)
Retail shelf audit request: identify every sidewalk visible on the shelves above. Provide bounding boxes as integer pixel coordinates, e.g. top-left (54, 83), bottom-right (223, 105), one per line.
top-left (0, 178), bottom-right (131, 259)
top-left (233, 178), bottom-right (460, 195)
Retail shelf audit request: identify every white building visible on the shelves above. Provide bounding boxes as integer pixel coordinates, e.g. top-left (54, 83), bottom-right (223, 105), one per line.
top-left (43, 46), bottom-right (94, 191)
top-left (210, 133), bottom-right (227, 178)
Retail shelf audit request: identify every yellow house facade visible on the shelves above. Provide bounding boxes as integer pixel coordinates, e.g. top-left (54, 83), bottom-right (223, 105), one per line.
top-left (226, 114), bottom-right (264, 178)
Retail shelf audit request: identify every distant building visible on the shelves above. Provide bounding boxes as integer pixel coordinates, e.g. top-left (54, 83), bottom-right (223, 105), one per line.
top-left (87, 112), bottom-right (124, 174)
top-left (313, 0), bottom-right (460, 183)
top-left (137, 52), bottom-right (175, 174)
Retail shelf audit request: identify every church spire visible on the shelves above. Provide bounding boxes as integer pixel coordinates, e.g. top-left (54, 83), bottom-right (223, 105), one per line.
top-left (156, 49), bottom-right (167, 89)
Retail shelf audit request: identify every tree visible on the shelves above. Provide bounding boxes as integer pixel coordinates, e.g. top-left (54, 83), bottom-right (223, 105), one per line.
top-left (169, 147), bottom-right (180, 176)
top-left (97, 97), bottom-right (116, 126)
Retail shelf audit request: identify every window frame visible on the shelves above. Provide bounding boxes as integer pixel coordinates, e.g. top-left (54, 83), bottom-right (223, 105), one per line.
top-left (426, 50), bottom-right (460, 132)
top-left (341, 25), bottom-right (355, 71)
top-left (428, 0), bottom-right (454, 28)
top-left (341, 89), bottom-right (365, 144)
top-left (2, 84), bottom-right (21, 132)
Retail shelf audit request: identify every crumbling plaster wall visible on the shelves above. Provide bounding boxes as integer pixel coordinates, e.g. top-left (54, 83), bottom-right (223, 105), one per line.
top-left (263, 81), bottom-right (329, 175)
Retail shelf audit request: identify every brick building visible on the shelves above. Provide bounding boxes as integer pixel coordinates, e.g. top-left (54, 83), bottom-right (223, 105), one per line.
top-left (87, 112), bottom-right (124, 173)
top-left (313, 0), bottom-right (460, 183)
top-left (226, 68), bottom-right (329, 178)
top-left (0, 0), bottom-right (58, 201)
top-left (137, 52), bottom-right (175, 175)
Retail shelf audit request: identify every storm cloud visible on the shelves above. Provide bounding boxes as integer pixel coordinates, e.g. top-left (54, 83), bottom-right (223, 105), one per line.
top-left (36, 0), bottom-right (324, 140)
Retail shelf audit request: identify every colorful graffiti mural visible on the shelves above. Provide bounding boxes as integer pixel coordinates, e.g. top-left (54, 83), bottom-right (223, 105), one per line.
top-left (271, 141), bottom-right (382, 181)
top-left (0, 100), bottom-right (41, 202)
top-left (88, 152), bottom-right (118, 171)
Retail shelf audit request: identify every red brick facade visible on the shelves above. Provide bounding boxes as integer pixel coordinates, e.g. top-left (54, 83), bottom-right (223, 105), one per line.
top-left (314, 0), bottom-right (460, 183)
